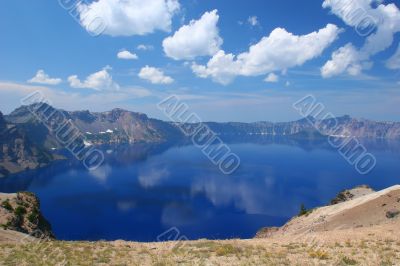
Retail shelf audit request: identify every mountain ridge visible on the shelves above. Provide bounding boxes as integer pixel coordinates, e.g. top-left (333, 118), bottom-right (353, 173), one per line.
top-left (1, 103), bottom-right (400, 176)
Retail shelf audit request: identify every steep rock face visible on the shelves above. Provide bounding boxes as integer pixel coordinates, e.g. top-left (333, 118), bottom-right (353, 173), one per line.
top-left (0, 192), bottom-right (53, 238)
top-left (6, 104), bottom-right (183, 148)
top-left (0, 112), bottom-right (5, 131)
top-left (316, 116), bottom-right (400, 139)
top-left (5, 104), bottom-right (64, 149)
top-left (0, 112), bottom-right (54, 177)
top-left (204, 116), bottom-right (400, 139)
top-left (71, 108), bottom-right (182, 144)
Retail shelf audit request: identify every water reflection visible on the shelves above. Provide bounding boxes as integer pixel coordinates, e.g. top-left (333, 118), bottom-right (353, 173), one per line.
top-left (0, 137), bottom-right (399, 241)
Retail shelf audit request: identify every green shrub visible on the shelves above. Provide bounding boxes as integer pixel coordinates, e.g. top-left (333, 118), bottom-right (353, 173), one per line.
top-left (28, 212), bottom-right (38, 223)
top-left (298, 204), bottom-right (308, 216)
top-left (1, 200), bottom-right (13, 211)
top-left (27, 208), bottom-right (39, 223)
top-left (14, 206), bottom-right (27, 217)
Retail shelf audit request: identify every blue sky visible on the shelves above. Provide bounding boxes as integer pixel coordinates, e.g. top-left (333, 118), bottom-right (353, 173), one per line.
top-left (0, 0), bottom-right (399, 122)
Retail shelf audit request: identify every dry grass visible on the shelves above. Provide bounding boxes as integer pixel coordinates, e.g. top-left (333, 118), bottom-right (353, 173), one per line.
top-left (0, 229), bottom-right (400, 266)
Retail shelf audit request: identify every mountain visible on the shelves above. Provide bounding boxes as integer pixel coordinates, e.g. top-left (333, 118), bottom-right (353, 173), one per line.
top-left (1, 103), bottom-right (400, 177)
top-left (6, 104), bottom-right (400, 148)
top-left (203, 115), bottom-right (400, 140)
top-left (5, 104), bottom-right (182, 149)
top-left (0, 112), bottom-right (56, 177)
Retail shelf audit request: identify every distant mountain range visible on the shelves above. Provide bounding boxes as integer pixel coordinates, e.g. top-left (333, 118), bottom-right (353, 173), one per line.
top-left (1, 103), bottom-right (400, 176)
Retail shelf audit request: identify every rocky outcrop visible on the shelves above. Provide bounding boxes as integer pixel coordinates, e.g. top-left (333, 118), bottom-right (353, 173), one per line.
top-left (254, 227), bottom-right (279, 238)
top-left (330, 185), bottom-right (375, 205)
top-left (0, 192), bottom-right (53, 238)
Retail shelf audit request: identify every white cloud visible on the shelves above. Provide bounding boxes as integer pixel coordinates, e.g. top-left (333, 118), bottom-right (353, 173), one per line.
top-left (117, 50), bottom-right (138, 60)
top-left (321, 0), bottom-right (400, 77)
top-left (386, 44), bottom-right (400, 70)
top-left (248, 16), bottom-right (259, 27)
top-left (321, 44), bottom-right (362, 78)
top-left (138, 66), bottom-right (174, 84)
top-left (191, 51), bottom-right (240, 85)
top-left (77, 0), bottom-right (180, 37)
top-left (137, 44), bottom-right (154, 51)
top-left (28, 70), bottom-right (62, 85)
top-left (162, 10), bottom-right (223, 60)
top-left (264, 73), bottom-right (279, 83)
top-left (0, 82), bottom-right (153, 115)
top-left (68, 66), bottom-right (120, 91)
top-left (192, 24), bottom-right (341, 85)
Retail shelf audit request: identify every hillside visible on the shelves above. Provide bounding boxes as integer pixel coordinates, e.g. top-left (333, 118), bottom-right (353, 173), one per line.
top-left (5, 104), bottom-right (182, 149)
top-left (0, 186), bottom-right (399, 265)
top-left (0, 112), bottom-right (57, 177)
top-left (256, 185), bottom-right (400, 238)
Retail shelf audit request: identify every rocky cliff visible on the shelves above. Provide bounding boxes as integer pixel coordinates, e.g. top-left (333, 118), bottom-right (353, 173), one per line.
top-left (6, 104), bottom-right (182, 149)
top-left (203, 115), bottom-right (400, 140)
top-left (0, 192), bottom-right (53, 238)
top-left (0, 112), bottom-right (55, 177)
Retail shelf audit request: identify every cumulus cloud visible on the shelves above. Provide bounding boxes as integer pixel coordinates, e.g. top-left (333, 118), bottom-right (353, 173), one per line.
top-left (321, 44), bottom-right (363, 77)
top-left (264, 73), bottom-right (279, 83)
top-left (117, 50), bottom-right (138, 60)
top-left (162, 10), bottom-right (223, 60)
top-left (192, 24), bottom-right (340, 85)
top-left (68, 66), bottom-right (120, 91)
top-left (321, 0), bottom-right (400, 77)
top-left (77, 0), bottom-right (180, 37)
top-left (28, 70), bottom-right (62, 85)
top-left (191, 51), bottom-right (240, 85)
top-left (386, 44), bottom-right (400, 70)
top-left (138, 66), bottom-right (174, 84)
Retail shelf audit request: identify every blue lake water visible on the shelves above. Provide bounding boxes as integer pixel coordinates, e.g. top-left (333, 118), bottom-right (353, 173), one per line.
top-left (1, 138), bottom-right (400, 241)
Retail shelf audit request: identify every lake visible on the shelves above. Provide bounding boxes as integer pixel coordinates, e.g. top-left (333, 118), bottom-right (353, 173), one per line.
top-left (1, 137), bottom-right (400, 241)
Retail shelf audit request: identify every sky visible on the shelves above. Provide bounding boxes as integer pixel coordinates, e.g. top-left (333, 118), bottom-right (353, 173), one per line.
top-left (0, 0), bottom-right (399, 122)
